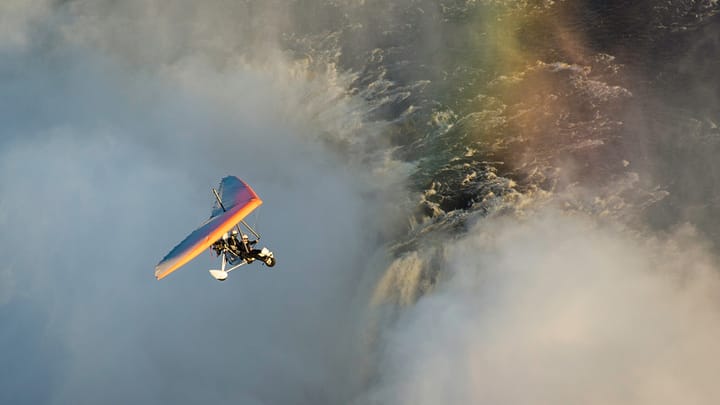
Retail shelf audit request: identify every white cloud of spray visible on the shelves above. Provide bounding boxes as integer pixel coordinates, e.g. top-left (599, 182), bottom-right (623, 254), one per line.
top-left (0, 0), bottom-right (52, 50)
top-left (0, 2), bottom-right (405, 404)
top-left (366, 209), bottom-right (720, 404)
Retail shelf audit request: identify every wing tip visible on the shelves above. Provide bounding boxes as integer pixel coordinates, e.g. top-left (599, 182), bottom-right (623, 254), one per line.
top-left (154, 265), bottom-right (168, 281)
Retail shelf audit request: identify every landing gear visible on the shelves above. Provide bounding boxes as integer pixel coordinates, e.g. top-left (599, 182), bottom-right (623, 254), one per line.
top-left (208, 246), bottom-right (276, 281)
top-left (208, 249), bottom-right (243, 281)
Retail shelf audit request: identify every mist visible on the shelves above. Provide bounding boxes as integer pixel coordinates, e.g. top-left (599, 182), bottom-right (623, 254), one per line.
top-left (0, 1), bottom-right (397, 404)
top-left (366, 210), bottom-right (720, 404)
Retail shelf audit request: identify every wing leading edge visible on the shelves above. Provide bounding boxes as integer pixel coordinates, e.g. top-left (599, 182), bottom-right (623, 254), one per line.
top-left (154, 176), bottom-right (262, 280)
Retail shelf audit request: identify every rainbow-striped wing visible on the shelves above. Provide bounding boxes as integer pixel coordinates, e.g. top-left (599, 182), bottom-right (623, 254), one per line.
top-left (154, 176), bottom-right (262, 280)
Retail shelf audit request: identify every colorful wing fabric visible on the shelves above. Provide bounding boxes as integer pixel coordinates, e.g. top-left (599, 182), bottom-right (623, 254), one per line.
top-left (155, 176), bottom-right (262, 280)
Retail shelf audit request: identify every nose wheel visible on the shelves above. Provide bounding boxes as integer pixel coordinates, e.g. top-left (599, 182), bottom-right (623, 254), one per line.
top-left (209, 269), bottom-right (228, 281)
top-left (209, 251), bottom-right (247, 281)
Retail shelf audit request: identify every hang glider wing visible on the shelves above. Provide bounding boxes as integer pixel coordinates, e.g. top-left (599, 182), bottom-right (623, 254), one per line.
top-left (154, 176), bottom-right (262, 280)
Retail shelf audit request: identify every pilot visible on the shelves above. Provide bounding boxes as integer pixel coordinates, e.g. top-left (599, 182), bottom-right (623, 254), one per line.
top-left (227, 229), bottom-right (241, 252)
top-left (238, 234), bottom-right (260, 261)
top-left (211, 231), bottom-right (240, 255)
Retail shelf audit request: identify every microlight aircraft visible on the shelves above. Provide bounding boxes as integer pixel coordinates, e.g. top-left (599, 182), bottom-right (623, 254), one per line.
top-left (155, 176), bottom-right (276, 281)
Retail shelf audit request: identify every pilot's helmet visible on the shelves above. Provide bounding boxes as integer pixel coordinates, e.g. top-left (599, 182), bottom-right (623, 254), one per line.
top-left (231, 229), bottom-right (238, 236)
top-left (242, 234), bottom-right (249, 240)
